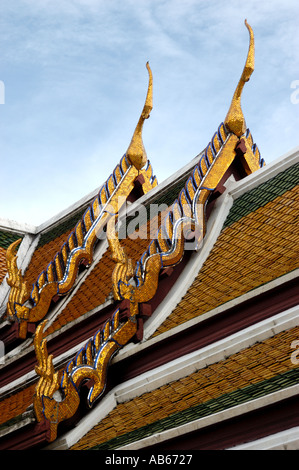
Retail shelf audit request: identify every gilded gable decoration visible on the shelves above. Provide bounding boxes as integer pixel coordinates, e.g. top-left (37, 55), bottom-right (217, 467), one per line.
top-left (5, 64), bottom-right (157, 339)
top-left (30, 22), bottom-right (266, 443)
top-left (1, 8), bottom-right (298, 451)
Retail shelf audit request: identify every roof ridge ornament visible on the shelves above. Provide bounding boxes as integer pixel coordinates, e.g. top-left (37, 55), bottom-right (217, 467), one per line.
top-left (5, 239), bottom-right (31, 337)
top-left (224, 19), bottom-right (255, 137)
top-left (126, 62), bottom-right (153, 170)
top-left (4, 64), bottom-right (157, 340)
top-left (33, 312), bottom-right (138, 442)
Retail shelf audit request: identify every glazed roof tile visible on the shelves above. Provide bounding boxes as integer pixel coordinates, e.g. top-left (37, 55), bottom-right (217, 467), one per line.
top-left (0, 383), bottom-right (35, 427)
top-left (223, 162), bottom-right (299, 227)
top-left (0, 231), bottom-right (23, 250)
top-left (37, 207), bottom-right (88, 248)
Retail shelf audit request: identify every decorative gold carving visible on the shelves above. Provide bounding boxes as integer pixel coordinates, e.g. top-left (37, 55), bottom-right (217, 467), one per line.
top-left (33, 311), bottom-right (137, 442)
top-left (224, 20), bottom-right (255, 137)
top-left (112, 126), bottom-right (262, 307)
top-left (33, 320), bottom-right (79, 441)
top-left (107, 215), bottom-right (134, 302)
top-left (240, 130), bottom-right (265, 174)
top-left (126, 62), bottom-right (153, 170)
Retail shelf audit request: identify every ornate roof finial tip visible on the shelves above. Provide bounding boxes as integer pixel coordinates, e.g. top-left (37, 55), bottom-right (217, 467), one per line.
top-left (224, 20), bottom-right (255, 137)
top-left (126, 62), bottom-right (153, 170)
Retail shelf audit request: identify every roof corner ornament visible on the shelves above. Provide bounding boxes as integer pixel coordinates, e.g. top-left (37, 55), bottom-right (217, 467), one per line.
top-left (5, 239), bottom-right (30, 338)
top-left (107, 215), bottom-right (135, 304)
top-left (33, 312), bottom-right (137, 442)
top-left (224, 19), bottom-right (255, 137)
top-left (126, 62), bottom-right (153, 170)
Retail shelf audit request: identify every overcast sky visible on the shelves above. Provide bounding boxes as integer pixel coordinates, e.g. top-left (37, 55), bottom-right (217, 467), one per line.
top-left (0, 0), bottom-right (298, 225)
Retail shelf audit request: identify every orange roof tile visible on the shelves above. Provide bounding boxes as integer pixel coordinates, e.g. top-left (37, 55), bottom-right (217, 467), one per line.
top-left (0, 247), bottom-right (7, 285)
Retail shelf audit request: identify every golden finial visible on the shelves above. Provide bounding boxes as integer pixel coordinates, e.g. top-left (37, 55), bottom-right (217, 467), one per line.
top-left (126, 62), bottom-right (153, 170)
top-left (224, 19), bottom-right (255, 136)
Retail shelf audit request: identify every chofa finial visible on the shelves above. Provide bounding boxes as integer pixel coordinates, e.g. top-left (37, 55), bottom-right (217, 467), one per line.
top-left (224, 19), bottom-right (255, 136)
top-left (126, 62), bottom-right (153, 170)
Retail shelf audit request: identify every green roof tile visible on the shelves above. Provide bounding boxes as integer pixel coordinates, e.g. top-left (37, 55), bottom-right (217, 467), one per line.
top-left (37, 206), bottom-right (89, 248)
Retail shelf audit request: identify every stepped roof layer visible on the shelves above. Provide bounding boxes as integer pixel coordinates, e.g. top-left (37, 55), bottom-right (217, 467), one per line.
top-left (0, 22), bottom-right (298, 451)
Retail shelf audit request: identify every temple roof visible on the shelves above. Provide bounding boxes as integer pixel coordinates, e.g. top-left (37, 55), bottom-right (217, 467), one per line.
top-left (0, 21), bottom-right (298, 451)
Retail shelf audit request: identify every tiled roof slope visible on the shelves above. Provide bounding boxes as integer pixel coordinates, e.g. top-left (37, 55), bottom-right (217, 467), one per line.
top-left (153, 163), bottom-right (299, 337)
top-left (44, 160), bottom-right (299, 337)
top-left (0, 231), bottom-right (24, 284)
top-left (71, 325), bottom-right (299, 450)
top-left (224, 162), bottom-right (299, 227)
top-left (46, 169), bottom-right (191, 334)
